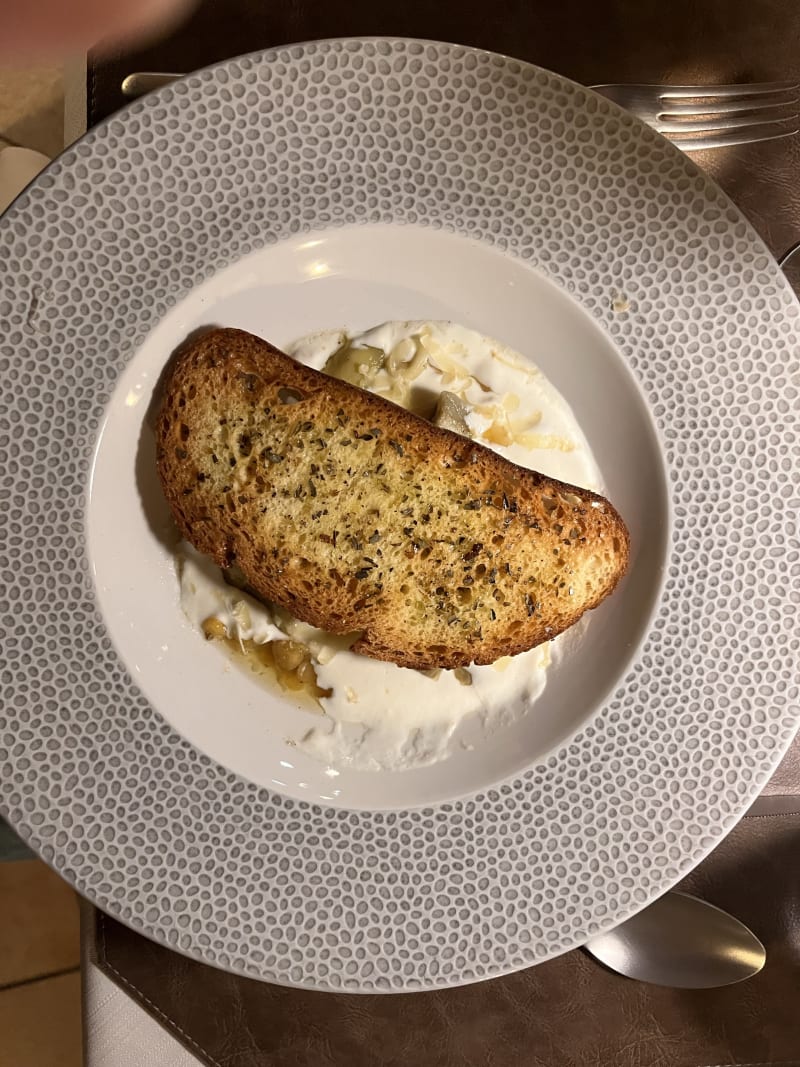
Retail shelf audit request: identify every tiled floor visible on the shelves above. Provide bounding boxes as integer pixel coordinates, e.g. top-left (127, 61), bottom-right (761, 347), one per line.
top-left (0, 64), bottom-right (63, 155)
top-left (0, 860), bottom-right (82, 1067)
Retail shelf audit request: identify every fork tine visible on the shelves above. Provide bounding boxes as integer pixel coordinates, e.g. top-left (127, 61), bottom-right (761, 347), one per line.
top-left (668, 124), bottom-right (799, 151)
top-left (660, 94), bottom-right (799, 118)
top-left (660, 80), bottom-right (799, 99)
top-left (589, 80), bottom-right (800, 150)
top-left (658, 110), bottom-right (799, 134)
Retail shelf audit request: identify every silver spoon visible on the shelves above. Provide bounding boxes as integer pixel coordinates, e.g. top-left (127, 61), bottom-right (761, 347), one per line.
top-left (585, 891), bottom-right (765, 988)
top-left (779, 237), bottom-right (800, 268)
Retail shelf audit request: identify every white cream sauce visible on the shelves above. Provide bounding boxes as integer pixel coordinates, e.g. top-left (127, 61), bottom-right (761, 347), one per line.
top-left (179, 321), bottom-right (603, 772)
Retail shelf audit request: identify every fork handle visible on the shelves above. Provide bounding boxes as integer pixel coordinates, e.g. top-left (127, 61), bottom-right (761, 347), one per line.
top-left (121, 72), bottom-right (183, 99)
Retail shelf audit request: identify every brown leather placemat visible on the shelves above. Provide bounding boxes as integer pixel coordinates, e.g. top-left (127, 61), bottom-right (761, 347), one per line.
top-left (97, 811), bottom-right (800, 1067)
top-left (87, 0), bottom-right (800, 260)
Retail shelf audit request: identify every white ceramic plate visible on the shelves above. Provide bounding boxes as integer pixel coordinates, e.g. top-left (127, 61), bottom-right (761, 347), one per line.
top-left (89, 224), bottom-right (667, 810)
top-left (1, 39), bottom-right (798, 992)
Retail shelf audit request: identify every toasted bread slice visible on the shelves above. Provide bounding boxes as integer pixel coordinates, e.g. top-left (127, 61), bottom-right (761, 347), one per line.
top-left (156, 328), bottom-right (629, 669)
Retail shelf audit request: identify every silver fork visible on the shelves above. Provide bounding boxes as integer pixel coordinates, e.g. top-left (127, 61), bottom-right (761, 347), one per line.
top-left (121, 72), bottom-right (800, 152)
top-left (591, 80), bottom-right (800, 150)
top-left (121, 72), bottom-right (182, 98)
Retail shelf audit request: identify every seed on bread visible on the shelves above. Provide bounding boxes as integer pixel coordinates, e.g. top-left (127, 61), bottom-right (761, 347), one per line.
top-left (156, 328), bottom-right (630, 670)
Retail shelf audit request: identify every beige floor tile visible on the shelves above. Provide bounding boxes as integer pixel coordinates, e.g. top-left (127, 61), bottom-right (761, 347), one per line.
top-left (0, 65), bottom-right (63, 156)
top-left (0, 860), bottom-right (79, 987)
top-left (0, 971), bottom-right (82, 1067)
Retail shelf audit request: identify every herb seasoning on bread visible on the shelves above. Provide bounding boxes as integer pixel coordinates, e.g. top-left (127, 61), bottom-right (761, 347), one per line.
top-left (157, 328), bottom-right (629, 670)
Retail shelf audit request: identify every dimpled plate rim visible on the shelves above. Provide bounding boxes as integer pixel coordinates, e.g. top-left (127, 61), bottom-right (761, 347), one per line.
top-left (0, 38), bottom-right (798, 992)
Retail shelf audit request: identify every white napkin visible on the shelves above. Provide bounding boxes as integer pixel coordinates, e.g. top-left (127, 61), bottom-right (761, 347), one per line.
top-left (81, 902), bottom-right (200, 1067)
top-left (0, 146), bottom-right (51, 213)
